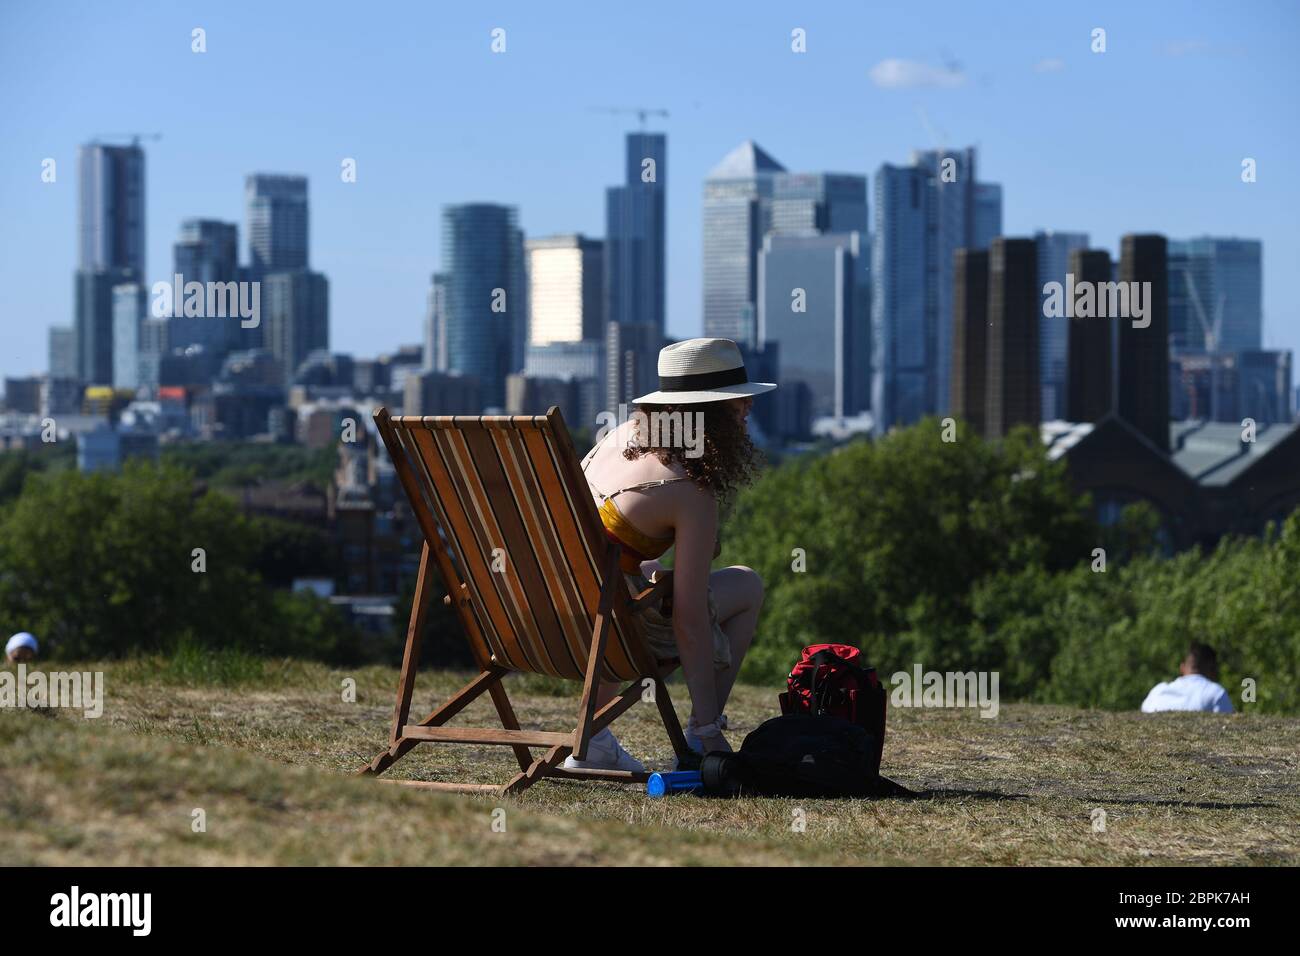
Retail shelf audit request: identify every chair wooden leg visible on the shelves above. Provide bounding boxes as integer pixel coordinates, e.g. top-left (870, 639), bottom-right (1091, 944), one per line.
top-left (358, 666), bottom-right (504, 776)
top-left (485, 680), bottom-right (535, 772)
top-left (361, 541), bottom-right (684, 791)
top-left (484, 677), bottom-right (644, 793)
top-left (502, 744), bottom-right (572, 795)
top-left (589, 677), bottom-right (648, 736)
top-left (389, 541), bottom-right (438, 745)
top-left (364, 668), bottom-right (682, 791)
top-left (573, 545), bottom-right (621, 760)
top-left (653, 668), bottom-right (691, 762)
top-left (466, 641), bottom-right (534, 772)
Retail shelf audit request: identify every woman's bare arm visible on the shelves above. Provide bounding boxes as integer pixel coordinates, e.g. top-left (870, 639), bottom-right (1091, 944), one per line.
top-left (670, 487), bottom-right (719, 651)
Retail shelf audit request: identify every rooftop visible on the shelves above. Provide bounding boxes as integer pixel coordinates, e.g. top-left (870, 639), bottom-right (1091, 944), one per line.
top-left (1042, 418), bottom-right (1300, 486)
top-left (707, 140), bottom-right (786, 180)
top-left (1169, 420), bottom-right (1299, 486)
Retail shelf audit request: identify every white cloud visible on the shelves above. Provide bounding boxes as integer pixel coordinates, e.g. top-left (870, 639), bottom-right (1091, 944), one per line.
top-left (1033, 57), bottom-right (1066, 74)
top-left (869, 58), bottom-right (967, 90)
top-left (1163, 39), bottom-right (1211, 57)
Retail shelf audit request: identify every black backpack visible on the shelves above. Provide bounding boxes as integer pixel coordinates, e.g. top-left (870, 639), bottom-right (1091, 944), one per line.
top-left (699, 714), bottom-right (912, 799)
top-left (779, 643), bottom-right (887, 773)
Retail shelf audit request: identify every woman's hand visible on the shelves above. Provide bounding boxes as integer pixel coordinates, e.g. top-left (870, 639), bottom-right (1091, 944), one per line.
top-left (639, 559), bottom-right (667, 582)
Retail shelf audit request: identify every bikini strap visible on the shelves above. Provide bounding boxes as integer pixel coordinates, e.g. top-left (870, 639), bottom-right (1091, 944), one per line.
top-left (600, 477), bottom-right (688, 503)
top-left (586, 476), bottom-right (689, 504)
top-left (580, 436), bottom-right (688, 501)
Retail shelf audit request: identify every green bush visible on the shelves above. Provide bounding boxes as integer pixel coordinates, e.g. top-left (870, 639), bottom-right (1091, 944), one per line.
top-left (0, 462), bottom-right (271, 658)
top-left (723, 419), bottom-right (1094, 683)
top-left (720, 420), bottom-right (1299, 714)
top-left (0, 462), bottom-right (377, 665)
top-left (0, 445), bottom-right (78, 510)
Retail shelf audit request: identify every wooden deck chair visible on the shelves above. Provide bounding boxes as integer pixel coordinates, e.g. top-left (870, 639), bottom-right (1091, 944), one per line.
top-left (357, 406), bottom-right (691, 795)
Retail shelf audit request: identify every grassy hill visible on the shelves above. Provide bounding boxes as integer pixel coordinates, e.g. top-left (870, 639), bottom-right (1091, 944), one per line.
top-left (1, 658), bottom-right (1296, 866)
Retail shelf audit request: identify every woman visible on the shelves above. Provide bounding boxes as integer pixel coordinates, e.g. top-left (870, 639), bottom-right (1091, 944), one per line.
top-left (564, 338), bottom-right (774, 772)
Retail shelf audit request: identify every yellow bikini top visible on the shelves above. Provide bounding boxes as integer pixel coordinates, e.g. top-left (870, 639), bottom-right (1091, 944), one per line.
top-left (581, 446), bottom-right (686, 573)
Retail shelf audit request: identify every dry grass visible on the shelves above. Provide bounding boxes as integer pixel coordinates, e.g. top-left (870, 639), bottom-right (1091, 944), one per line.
top-left (1, 659), bottom-right (1296, 866)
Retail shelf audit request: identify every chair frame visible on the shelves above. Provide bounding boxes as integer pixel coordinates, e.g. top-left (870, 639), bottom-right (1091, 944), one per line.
top-left (357, 407), bottom-right (691, 795)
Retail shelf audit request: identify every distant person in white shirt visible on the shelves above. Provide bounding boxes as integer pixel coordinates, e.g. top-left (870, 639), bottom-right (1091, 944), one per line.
top-left (5, 632), bottom-right (38, 663)
top-left (1141, 643), bottom-right (1234, 714)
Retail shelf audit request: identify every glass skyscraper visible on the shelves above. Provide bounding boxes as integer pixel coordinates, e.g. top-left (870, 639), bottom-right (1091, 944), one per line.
top-left (1035, 230), bottom-right (1090, 420)
top-left (974, 183), bottom-right (1003, 248)
top-left (605, 132), bottom-right (666, 334)
top-left (1235, 350), bottom-right (1292, 424)
top-left (245, 174), bottom-right (309, 277)
top-left (48, 326), bottom-right (77, 380)
top-left (770, 172), bottom-right (869, 236)
top-left (174, 218), bottom-right (239, 283)
top-left (871, 147), bottom-right (1002, 432)
top-left (872, 164), bottom-right (931, 432)
top-left (911, 148), bottom-right (1003, 413)
top-left (75, 267), bottom-right (135, 385)
top-left (524, 339), bottom-right (605, 429)
top-left (112, 283), bottom-right (145, 390)
top-left (423, 272), bottom-right (450, 372)
top-left (75, 140), bottom-right (146, 386)
top-left (702, 142), bottom-right (869, 350)
top-left (702, 141), bottom-right (786, 346)
top-left (526, 234), bottom-right (604, 345)
top-left (757, 231), bottom-right (869, 418)
top-left (262, 270), bottom-right (329, 386)
top-left (441, 203), bottom-right (526, 408)
top-left (137, 318), bottom-right (169, 391)
top-left (78, 141), bottom-right (146, 275)
top-left (1167, 237), bottom-right (1262, 355)
top-left (605, 319), bottom-right (660, 412)
top-left (171, 219), bottom-right (243, 354)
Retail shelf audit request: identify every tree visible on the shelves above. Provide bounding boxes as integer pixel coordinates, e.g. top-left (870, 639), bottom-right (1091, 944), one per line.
top-left (0, 463), bottom-right (271, 658)
top-left (720, 419), bottom-right (1095, 682)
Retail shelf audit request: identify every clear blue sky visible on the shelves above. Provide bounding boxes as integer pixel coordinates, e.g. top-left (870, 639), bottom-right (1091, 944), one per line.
top-left (2, 0), bottom-right (1297, 381)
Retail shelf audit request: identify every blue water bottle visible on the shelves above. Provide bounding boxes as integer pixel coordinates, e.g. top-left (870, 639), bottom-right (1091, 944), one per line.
top-left (646, 770), bottom-right (703, 797)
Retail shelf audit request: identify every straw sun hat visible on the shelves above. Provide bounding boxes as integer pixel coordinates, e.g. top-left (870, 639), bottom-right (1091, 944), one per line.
top-left (632, 338), bottom-right (778, 405)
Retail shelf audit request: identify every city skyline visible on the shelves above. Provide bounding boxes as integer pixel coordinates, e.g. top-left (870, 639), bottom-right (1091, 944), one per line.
top-left (2, 1), bottom-right (1298, 383)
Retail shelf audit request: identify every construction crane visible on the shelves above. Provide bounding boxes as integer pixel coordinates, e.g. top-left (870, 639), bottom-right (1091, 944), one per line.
top-left (1184, 270), bottom-right (1227, 421)
top-left (92, 132), bottom-right (162, 147)
top-left (589, 106), bottom-right (669, 128)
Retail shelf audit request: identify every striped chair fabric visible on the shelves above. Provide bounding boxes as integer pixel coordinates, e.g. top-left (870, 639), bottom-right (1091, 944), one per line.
top-left (382, 408), bottom-right (657, 683)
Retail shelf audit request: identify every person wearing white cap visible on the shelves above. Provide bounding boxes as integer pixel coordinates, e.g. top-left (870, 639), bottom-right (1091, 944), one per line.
top-left (565, 338), bottom-right (777, 773)
top-left (6, 632), bottom-right (38, 663)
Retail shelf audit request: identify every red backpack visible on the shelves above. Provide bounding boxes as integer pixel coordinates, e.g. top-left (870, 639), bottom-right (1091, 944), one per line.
top-left (779, 643), bottom-right (886, 771)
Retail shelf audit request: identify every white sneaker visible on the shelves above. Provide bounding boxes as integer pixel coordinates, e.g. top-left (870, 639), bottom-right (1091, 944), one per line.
top-left (562, 728), bottom-right (645, 773)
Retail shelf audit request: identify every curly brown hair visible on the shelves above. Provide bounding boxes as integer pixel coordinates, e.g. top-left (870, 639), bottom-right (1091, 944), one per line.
top-left (622, 399), bottom-right (762, 504)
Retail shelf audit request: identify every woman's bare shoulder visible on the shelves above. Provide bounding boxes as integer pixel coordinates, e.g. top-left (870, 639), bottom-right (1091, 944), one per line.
top-left (665, 470), bottom-right (717, 513)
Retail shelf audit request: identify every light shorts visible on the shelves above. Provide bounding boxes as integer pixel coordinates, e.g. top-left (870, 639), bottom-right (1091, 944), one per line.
top-left (625, 571), bottom-right (731, 671)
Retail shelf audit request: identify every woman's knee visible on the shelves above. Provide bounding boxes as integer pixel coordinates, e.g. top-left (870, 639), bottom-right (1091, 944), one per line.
top-left (727, 565), bottom-right (765, 611)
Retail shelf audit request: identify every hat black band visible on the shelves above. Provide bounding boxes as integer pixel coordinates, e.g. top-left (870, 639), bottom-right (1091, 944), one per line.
top-left (657, 365), bottom-right (748, 392)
